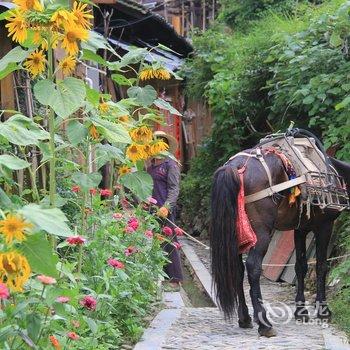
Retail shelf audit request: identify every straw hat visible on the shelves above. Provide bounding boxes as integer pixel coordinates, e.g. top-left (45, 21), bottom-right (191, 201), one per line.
top-left (154, 130), bottom-right (178, 154)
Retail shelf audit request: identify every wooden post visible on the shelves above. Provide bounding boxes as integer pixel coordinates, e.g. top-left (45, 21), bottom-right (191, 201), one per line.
top-left (202, 0), bottom-right (206, 31)
top-left (190, 0), bottom-right (194, 29)
top-left (181, 1), bottom-right (185, 36)
top-left (212, 0), bottom-right (215, 20)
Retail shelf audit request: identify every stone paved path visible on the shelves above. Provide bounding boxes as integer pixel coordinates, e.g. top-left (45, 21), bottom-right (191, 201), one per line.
top-left (159, 239), bottom-right (349, 350)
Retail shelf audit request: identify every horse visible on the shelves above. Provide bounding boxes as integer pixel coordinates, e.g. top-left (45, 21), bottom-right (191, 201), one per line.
top-left (210, 131), bottom-right (350, 337)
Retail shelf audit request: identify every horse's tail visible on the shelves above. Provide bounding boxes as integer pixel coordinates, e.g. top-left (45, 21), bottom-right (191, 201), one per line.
top-left (210, 165), bottom-right (241, 319)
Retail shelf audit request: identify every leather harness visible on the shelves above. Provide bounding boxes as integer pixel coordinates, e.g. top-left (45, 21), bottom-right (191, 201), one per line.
top-left (228, 149), bottom-right (307, 204)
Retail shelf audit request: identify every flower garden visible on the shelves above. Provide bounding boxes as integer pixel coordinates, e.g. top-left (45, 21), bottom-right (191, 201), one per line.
top-left (0, 0), bottom-right (181, 348)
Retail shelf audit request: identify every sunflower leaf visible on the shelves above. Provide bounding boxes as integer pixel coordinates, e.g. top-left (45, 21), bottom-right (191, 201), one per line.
top-left (19, 233), bottom-right (59, 278)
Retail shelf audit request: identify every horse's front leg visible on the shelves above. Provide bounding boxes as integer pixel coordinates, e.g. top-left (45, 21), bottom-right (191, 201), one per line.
top-left (314, 221), bottom-right (333, 321)
top-left (294, 229), bottom-right (310, 322)
top-left (246, 233), bottom-right (276, 337)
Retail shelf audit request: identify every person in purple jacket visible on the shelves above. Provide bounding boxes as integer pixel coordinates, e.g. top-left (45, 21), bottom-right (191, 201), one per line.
top-left (147, 131), bottom-right (183, 289)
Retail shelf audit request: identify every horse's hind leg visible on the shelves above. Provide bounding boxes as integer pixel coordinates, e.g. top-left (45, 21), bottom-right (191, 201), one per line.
top-left (294, 229), bottom-right (310, 322)
top-left (246, 232), bottom-right (276, 337)
top-left (238, 255), bottom-right (253, 329)
top-left (314, 220), bottom-right (333, 321)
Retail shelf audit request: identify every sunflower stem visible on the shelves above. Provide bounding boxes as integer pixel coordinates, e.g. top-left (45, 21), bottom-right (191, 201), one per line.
top-left (47, 36), bottom-right (56, 249)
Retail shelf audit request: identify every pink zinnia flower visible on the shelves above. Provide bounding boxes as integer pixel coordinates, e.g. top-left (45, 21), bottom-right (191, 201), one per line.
top-left (56, 296), bottom-right (70, 303)
top-left (0, 283), bottom-right (9, 300)
top-left (124, 246), bottom-right (137, 256)
top-left (162, 226), bottom-right (173, 237)
top-left (147, 196), bottom-right (157, 205)
top-left (125, 226), bottom-right (135, 233)
top-left (71, 185), bottom-right (80, 193)
top-left (80, 295), bottom-right (97, 311)
top-left (66, 236), bottom-right (86, 245)
top-left (127, 218), bottom-right (139, 230)
top-left (174, 227), bottom-right (184, 236)
top-left (100, 188), bottom-right (113, 196)
top-left (67, 331), bottom-right (79, 340)
top-left (107, 258), bottom-right (125, 269)
top-left (173, 242), bottom-right (182, 250)
top-left (144, 230), bottom-right (153, 238)
top-left (37, 275), bottom-right (57, 285)
top-left (112, 213), bottom-right (123, 220)
top-left (89, 188), bottom-right (97, 195)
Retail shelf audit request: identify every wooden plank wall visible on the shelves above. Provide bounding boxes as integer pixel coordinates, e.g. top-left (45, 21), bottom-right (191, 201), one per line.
top-left (0, 23), bottom-right (15, 115)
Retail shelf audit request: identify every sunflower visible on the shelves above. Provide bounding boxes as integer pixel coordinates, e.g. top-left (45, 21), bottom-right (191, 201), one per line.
top-left (129, 126), bottom-right (153, 144)
top-left (139, 68), bottom-right (171, 81)
top-left (99, 102), bottom-right (109, 113)
top-left (126, 143), bottom-right (147, 163)
top-left (61, 25), bottom-right (89, 55)
top-left (150, 140), bottom-right (169, 156)
top-left (72, 1), bottom-right (93, 29)
top-left (13, 0), bottom-right (43, 11)
top-left (118, 165), bottom-right (131, 176)
top-left (0, 214), bottom-right (31, 245)
top-left (89, 125), bottom-right (100, 140)
top-left (58, 55), bottom-right (76, 75)
top-left (118, 115), bottom-right (129, 123)
top-left (51, 9), bottom-right (76, 28)
top-left (0, 251), bottom-right (31, 292)
top-left (23, 49), bottom-right (46, 77)
top-left (5, 10), bottom-right (28, 44)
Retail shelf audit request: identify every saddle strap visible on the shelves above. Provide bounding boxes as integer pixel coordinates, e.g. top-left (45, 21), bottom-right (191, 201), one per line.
top-left (245, 175), bottom-right (307, 204)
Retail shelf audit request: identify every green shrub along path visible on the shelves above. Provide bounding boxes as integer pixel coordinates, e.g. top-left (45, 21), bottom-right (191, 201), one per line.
top-left (180, 0), bottom-right (350, 337)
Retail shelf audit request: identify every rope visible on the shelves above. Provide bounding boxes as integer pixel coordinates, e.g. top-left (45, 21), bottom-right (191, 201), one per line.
top-left (165, 218), bottom-right (350, 266)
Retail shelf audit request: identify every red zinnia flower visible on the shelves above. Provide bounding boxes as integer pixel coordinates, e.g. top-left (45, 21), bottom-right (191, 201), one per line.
top-left (174, 227), bottom-right (184, 236)
top-left (89, 188), bottom-right (97, 195)
top-left (147, 196), bottom-right (157, 205)
top-left (66, 236), bottom-right (86, 245)
top-left (71, 185), bottom-right (80, 193)
top-left (144, 230), bottom-right (153, 238)
top-left (162, 226), bottom-right (173, 237)
top-left (0, 283), bottom-right (9, 300)
top-left (112, 212), bottom-right (123, 220)
top-left (107, 258), bottom-right (125, 269)
top-left (173, 242), bottom-right (182, 250)
top-left (125, 226), bottom-right (135, 233)
top-left (37, 275), bottom-right (57, 285)
top-left (127, 217), bottom-right (139, 230)
top-left (56, 296), bottom-right (70, 303)
top-left (67, 331), bottom-right (79, 340)
top-left (80, 295), bottom-right (97, 311)
top-left (100, 188), bottom-right (113, 196)
top-left (124, 246), bottom-right (137, 256)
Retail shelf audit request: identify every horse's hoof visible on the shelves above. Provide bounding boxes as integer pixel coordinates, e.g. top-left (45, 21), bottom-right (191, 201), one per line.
top-left (239, 319), bottom-right (254, 329)
top-left (316, 304), bottom-right (332, 321)
top-left (258, 327), bottom-right (277, 338)
top-left (294, 308), bottom-right (309, 322)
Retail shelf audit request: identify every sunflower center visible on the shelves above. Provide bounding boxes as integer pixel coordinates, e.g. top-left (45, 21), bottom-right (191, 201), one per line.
top-left (6, 223), bottom-right (20, 233)
top-left (3, 260), bottom-right (15, 274)
top-left (26, 0), bottom-right (34, 8)
top-left (66, 31), bottom-right (77, 42)
top-left (32, 56), bottom-right (40, 64)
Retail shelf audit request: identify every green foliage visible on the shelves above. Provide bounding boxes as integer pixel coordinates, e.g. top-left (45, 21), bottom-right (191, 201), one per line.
top-left (218, 0), bottom-right (297, 29)
top-left (181, 0), bottom-right (350, 229)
